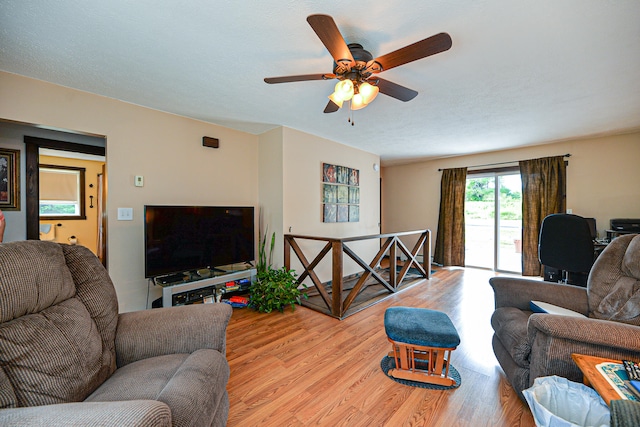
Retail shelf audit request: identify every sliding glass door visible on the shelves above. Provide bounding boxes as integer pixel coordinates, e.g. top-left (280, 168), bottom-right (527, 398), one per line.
top-left (464, 172), bottom-right (522, 273)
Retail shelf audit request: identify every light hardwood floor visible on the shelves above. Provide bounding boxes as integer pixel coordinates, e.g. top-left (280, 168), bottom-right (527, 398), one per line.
top-left (225, 267), bottom-right (535, 426)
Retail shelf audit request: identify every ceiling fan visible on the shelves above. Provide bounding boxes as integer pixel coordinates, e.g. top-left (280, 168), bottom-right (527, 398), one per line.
top-left (264, 14), bottom-right (452, 114)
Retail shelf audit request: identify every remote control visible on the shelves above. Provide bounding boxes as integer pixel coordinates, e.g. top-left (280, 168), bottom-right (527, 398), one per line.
top-left (623, 360), bottom-right (635, 379)
top-left (623, 360), bottom-right (640, 380)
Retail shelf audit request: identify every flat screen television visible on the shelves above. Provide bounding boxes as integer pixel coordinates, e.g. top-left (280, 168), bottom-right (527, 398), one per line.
top-left (144, 205), bottom-right (255, 278)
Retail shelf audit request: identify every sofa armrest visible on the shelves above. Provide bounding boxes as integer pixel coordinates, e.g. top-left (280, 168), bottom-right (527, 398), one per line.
top-left (0, 400), bottom-right (171, 426)
top-left (489, 277), bottom-right (588, 314)
top-left (526, 314), bottom-right (640, 385)
top-left (115, 303), bottom-right (232, 367)
top-left (611, 400), bottom-right (640, 427)
top-left (529, 314), bottom-right (640, 350)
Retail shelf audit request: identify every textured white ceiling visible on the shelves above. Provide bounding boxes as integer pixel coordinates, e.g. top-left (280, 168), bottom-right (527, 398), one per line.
top-left (1, 1), bottom-right (639, 165)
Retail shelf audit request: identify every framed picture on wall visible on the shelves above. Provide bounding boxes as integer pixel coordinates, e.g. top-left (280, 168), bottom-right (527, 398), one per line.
top-left (337, 186), bottom-right (348, 204)
top-left (348, 187), bottom-right (359, 204)
top-left (0, 148), bottom-right (20, 211)
top-left (322, 162), bottom-right (360, 223)
top-left (336, 166), bottom-right (349, 184)
top-left (349, 205), bottom-right (360, 222)
top-left (323, 204), bottom-right (337, 223)
top-left (323, 184), bottom-right (337, 203)
top-left (349, 168), bottom-right (359, 186)
top-left (323, 163), bottom-right (337, 183)
top-left (337, 205), bottom-right (348, 222)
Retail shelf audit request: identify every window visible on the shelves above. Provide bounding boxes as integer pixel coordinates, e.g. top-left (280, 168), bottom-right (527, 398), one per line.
top-left (39, 164), bottom-right (86, 219)
top-left (464, 170), bottom-right (522, 273)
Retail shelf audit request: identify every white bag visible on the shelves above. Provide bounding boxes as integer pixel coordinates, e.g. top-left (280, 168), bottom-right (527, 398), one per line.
top-left (523, 376), bottom-right (610, 427)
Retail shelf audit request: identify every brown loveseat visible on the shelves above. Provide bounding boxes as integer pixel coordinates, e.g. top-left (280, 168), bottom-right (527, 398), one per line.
top-left (490, 233), bottom-right (640, 399)
top-left (0, 240), bottom-right (232, 426)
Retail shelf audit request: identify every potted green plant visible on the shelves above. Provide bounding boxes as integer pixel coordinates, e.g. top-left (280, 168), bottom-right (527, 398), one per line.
top-left (250, 229), bottom-right (307, 313)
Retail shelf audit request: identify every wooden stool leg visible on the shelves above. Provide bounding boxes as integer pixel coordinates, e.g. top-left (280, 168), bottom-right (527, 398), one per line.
top-left (387, 338), bottom-right (457, 386)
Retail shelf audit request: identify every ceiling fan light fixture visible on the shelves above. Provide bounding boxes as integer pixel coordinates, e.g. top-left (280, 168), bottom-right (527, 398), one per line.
top-left (334, 79), bottom-right (354, 101)
top-left (351, 93), bottom-right (367, 110)
top-left (264, 15), bottom-right (452, 119)
top-left (328, 92), bottom-right (344, 108)
top-left (358, 82), bottom-right (379, 104)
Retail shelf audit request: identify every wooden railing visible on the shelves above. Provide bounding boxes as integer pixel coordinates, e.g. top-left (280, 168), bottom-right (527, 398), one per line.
top-left (284, 230), bottom-right (431, 318)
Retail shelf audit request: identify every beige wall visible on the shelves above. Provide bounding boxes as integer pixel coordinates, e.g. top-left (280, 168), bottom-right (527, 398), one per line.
top-left (0, 71), bottom-right (259, 312)
top-left (258, 126), bottom-right (383, 284)
top-left (39, 154), bottom-right (104, 253)
top-left (257, 127), bottom-right (285, 267)
top-left (281, 127), bottom-right (381, 283)
top-left (382, 132), bottom-right (640, 259)
top-left (6, 70), bottom-right (634, 310)
top-left (0, 71), bottom-right (382, 312)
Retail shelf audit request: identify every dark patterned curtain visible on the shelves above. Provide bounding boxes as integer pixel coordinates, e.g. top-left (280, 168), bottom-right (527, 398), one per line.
top-left (434, 167), bottom-right (467, 266)
top-left (519, 156), bottom-right (566, 276)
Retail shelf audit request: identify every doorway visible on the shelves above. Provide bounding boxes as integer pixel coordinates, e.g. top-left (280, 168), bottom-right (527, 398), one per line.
top-left (24, 135), bottom-right (107, 266)
top-left (464, 171), bottom-right (522, 273)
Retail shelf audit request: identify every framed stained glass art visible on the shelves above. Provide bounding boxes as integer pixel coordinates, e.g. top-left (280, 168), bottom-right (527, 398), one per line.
top-left (322, 162), bottom-right (359, 223)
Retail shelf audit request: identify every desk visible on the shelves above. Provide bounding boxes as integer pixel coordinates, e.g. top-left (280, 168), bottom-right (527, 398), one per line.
top-left (594, 241), bottom-right (608, 257)
top-left (572, 353), bottom-right (626, 405)
top-left (606, 230), bottom-right (638, 241)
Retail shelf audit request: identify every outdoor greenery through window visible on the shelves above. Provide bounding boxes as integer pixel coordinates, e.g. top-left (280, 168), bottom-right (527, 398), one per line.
top-left (39, 165), bottom-right (86, 219)
top-left (465, 172), bottom-right (522, 272)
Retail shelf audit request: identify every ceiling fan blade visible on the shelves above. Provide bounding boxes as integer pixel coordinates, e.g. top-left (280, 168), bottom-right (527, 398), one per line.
top-left (264, 73), bottom-right (335, 84)
top-left (371, 32), bottom-right (452, 72)
top-left (324, 100), bottom-right (340, 113)
top-left (307, 14), bottom-right (355, 67)
top-left (373, 78), bottom-right (418, 102)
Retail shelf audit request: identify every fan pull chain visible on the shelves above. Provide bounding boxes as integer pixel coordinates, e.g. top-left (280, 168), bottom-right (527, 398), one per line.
top-left (348, 101), bottom-right (355, 126)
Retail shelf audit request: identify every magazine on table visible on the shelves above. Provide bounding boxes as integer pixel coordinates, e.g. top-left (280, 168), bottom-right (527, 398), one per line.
top-left (595, 362), bottom-right (640, 401)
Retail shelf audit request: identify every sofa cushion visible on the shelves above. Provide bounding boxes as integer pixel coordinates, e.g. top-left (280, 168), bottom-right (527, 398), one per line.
top-left (589, 235), bottom-right (640, 326)
top-left (491, 307), bottom-right (532, 368)
top-left (0, 242), bottom-right (115, 407)
top-left (0, 241), bottom-right (75, 323)
top-left (61, 245), bottom-right (118, 373)
top-left (0, 298), bottom-right (113, 407)
top-left (87, 349), bottom-right (230, 426)
top-left (0, 368), bottom-right (17, 409)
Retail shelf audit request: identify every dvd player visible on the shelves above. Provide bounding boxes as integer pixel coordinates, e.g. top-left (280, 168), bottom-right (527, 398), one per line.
top-left (157, 273), bottom-right (187, 284)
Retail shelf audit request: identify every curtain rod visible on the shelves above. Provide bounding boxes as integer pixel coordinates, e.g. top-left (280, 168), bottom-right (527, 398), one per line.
top-left (438, 153), bottom-right (571, 171)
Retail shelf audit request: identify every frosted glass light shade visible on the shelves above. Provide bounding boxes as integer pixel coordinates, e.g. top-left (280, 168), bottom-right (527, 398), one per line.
top-left (351, 93), bottom-right (367, 110)
top-left (334, 80), bottom-right (354, 101)
top-left (359, 82), bottom-right (379, 104)
top-left (328, 92), bottom-right (344, 108)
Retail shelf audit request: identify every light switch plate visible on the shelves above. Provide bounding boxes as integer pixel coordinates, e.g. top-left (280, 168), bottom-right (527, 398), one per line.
top-left (117, 207), bottom-right (133, 221)
top-left (135, 176), bottom-right (144, 187)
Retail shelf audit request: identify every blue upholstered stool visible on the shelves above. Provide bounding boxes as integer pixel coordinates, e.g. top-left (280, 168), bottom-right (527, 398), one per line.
top-left (384, 307), bottom-right (460, 386)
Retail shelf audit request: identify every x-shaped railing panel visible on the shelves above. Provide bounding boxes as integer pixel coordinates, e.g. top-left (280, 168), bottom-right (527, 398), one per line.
top-left (284, 230), bottom-right (431, 318)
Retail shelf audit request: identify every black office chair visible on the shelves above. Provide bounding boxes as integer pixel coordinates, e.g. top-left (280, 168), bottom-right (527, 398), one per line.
top-left (538, 213), bottom-right (595, 287)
